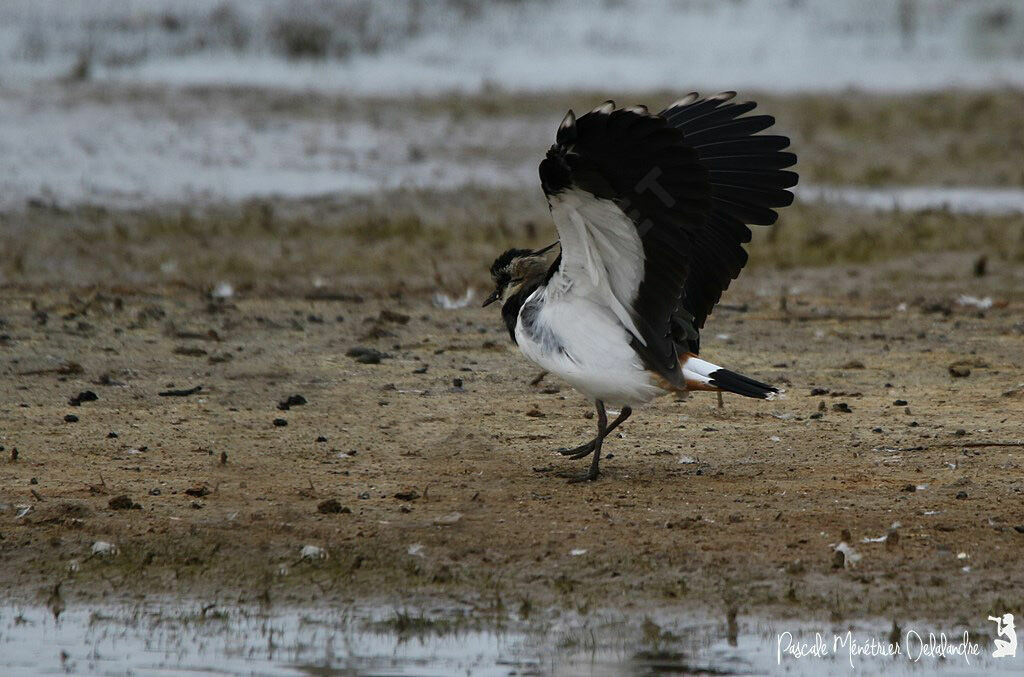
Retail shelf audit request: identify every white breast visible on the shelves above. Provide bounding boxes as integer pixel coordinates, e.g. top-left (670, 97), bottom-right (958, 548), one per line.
top-left (514, 287), bottom-right (666, 408)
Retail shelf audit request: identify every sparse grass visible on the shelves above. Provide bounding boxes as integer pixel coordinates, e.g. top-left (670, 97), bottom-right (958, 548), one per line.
top-left (3, 188), bottom-right (1021, 294)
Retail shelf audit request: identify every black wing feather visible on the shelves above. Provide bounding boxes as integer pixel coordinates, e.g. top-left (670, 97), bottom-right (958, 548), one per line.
top-left (658, 94), bottom-right (798, 337)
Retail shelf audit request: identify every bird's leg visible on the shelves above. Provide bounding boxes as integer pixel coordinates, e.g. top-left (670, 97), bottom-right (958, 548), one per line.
top-left (567, 400), bottom-right (608, 483)
top-left (557, 406), bottom-right (632, 458)
top-left (529, 370), bottom-right (549, 386)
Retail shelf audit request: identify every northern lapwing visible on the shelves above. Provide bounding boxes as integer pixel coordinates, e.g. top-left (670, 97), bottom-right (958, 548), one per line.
top-left (484, 92), bottom-right (798, 481)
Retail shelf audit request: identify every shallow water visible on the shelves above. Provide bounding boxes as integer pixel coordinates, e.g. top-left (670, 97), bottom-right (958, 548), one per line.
top-left (798, 185), bottom-right (1024, 216)
top-left (0, 601), bottom-right (1018, 676)
top-left (3, 0), bottom-right (1024, 94)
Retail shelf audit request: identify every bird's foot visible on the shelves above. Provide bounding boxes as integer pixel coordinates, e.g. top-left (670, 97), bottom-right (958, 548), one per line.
top-left (556, 439), bottom-right (596, 459)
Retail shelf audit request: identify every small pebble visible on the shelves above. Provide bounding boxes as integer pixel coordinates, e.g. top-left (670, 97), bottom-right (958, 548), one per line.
top-left (300, 545), bottom-right (327, 560)
top-left (68, 390), bottom-right (98, 407)
top-left (91, 541), bottom-right (118, 556)
top-left (346, 346), bottom-right (386, 364)
top-left (277, 394), bottom-right (307, 411)
top-left (107, 431), bottom-right (118, 438)
top-left (108, 495), bottom-right (137, 510)
top-left (317, 499), bottom-right (351, 514)
top-left (273, 418), bottom-right (288, 427)
top-left (64, 414), bottom-right (79, 423)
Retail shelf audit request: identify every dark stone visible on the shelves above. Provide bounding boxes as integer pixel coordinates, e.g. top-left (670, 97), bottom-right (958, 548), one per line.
top-left (68, 390), bottom-right (98, 406)
top-left (277, 394), bottom-right (307, 410)
top-left (64, 414), bottom-right (79, 423)
top-left (378, 309), bottom-right (410, 324)
top-left (273, 418), bottom-right (288, 427)
top-left (317, 499), bottom-right (351, 514)
top-left (346, 346), bottom-right (387, 364)
top-left (108, 495), bottom-right (137, 510)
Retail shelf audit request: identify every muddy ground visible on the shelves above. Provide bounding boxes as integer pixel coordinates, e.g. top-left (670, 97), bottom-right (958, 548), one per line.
top-left (2, 247), bottom-right (1022, 626)
top-left (1, 87), bottom-right (1023, 628)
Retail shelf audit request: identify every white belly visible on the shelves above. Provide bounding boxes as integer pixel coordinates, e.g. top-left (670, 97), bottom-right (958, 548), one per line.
top-left (514, 289), bottom-right (666, 407)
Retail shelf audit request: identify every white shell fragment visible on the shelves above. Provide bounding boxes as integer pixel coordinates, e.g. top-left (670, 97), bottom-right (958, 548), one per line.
top-left (91, 541), bottom-right (118, 556)
top-left (211, 282), bottom-right (234, 299)
top-left (300, 545), bottom-right (326, 560)
top-left (432, 289), bottom-right (474, 309)
top-left (433, 512), bottom-right (462, 526)
top-left (957, 295), bottom-right (993, 310)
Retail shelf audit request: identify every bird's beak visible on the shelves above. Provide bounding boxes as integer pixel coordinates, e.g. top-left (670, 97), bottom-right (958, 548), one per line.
top-left (482, 289), bottom-right (501, 307)
top-left (532, 241), bottom-right (559, 256)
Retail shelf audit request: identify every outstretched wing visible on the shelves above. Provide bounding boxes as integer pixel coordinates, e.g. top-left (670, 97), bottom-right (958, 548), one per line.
top-left (540, 102), bottom-right (710, 383)
top-left (539, 94), bottom-right (796, 382)
top-left (660, 92), bottom-right (798, 346)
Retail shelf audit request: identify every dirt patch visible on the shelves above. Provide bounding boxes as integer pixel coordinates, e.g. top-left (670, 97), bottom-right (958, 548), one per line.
top-left (1, 250), bottom-right (1021, 622)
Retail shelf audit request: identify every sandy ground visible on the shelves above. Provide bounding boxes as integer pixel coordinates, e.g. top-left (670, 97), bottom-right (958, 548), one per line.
top-left (1, 85), bottom-right (1023, 633)
top-left (2, 244), bottom-right (1022, 624)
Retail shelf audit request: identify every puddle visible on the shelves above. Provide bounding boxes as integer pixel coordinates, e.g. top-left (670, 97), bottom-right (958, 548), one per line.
top-left (798, 185), bottom-right (1024, 215)
top-left (0, 601), bottom-right (1017, 675)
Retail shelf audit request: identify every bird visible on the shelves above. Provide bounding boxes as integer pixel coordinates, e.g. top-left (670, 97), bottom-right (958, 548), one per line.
top-left (482, 91), bottom-right (798, 482)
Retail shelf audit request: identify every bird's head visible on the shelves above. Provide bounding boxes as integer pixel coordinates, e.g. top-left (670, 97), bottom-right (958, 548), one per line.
top-left (483, 242), bottom-right (558, 307)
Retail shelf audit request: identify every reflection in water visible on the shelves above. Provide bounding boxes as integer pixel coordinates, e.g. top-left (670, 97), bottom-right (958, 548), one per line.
top-left (0, 602), bottom-right (1016, 676)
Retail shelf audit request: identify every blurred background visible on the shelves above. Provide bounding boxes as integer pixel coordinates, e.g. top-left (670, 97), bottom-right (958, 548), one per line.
top-left (3, 4), bottom-right (1024, 674)
top-left (1, 0), bottom-right (1022, 290)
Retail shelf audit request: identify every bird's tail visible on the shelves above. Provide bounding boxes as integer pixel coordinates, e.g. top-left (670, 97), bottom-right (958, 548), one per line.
top-left (681, 354), bottom-right (778, 399)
